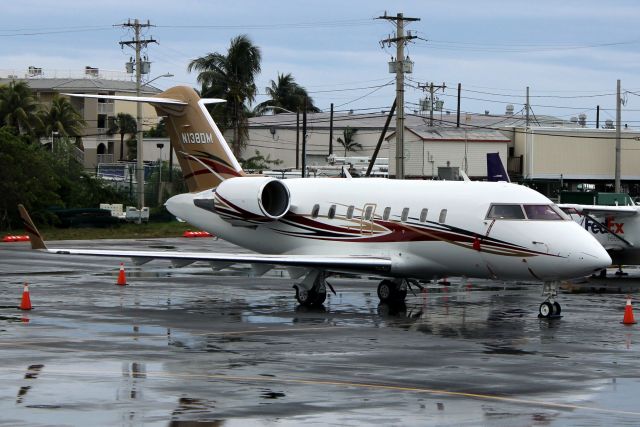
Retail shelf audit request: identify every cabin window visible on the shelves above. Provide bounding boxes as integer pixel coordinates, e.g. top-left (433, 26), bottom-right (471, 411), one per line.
top-left (439, 209), bottom-right (448, 223)
top-left (401, 208), bottom-right (409, 222)
top-left (523, 204), bottom-right (563, 220)
top-left (328, 204), bottom-right (336, 219)
top-left (311, 204), bottom-right (320, 218)
top-left (419, 208), bottom-right (428, 222)
top-left (364, 205), bottom-right (373, 220)
top-left (486, 204), bottom-right (526, 220)
top-left (346, 205), bottom-right (355, 219)
top-left (383, 207), bottom-right (391, 221)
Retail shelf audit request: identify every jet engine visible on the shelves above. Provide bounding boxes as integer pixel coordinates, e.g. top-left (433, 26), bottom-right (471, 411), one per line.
top-left (214, 177), bottom-right (291, 225)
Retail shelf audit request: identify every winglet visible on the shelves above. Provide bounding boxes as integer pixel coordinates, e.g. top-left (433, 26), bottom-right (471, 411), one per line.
top-left (17, 204), bottom-right (47, 250)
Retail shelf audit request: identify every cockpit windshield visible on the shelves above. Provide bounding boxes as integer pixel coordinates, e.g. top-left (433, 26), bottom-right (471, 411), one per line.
top-left (486, 204), bottom-right (525, 219)
top-left (523, 204), bottom-right (564, 220)
top-left (486, 204), bottom-right (567, 220)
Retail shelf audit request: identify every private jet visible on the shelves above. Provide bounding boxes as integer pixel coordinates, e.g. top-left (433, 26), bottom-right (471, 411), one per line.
top-left (19, 86), bottom-right (611, 318)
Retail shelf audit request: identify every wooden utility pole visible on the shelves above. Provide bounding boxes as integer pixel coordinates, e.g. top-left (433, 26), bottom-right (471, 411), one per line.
top-left (329, 103), bottom-right (334, 156)
top-left (525, 86), bottom-right (530, 128)
top-left (117, 19), bottom-right (157, 220)
top-left (366, 98), bottom-right (396, 177)
top-left (302, 98), bottom-right (307, 178)
top-left (418, 82), bottom-right (446, 126)
top-left (456, 83), bottom-right (461, 127)
top-left (377, 12), bottom-right (419, 179)
top-left (296, 109), bottom-right (300, 169)
top-left (615, 79), bottom-right (622, 193)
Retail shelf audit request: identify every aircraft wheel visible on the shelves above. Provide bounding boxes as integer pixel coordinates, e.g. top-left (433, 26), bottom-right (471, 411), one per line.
top-left (294, 285), bottom-right (326, 307)
top-left (539, 302), bottom-right (553, 318)
top-left (553, 302), bottom-right (562, 316)
top-left (377, 280), bottom-right (394, 303)
top-left (377, 280), bottom-right (407, 304)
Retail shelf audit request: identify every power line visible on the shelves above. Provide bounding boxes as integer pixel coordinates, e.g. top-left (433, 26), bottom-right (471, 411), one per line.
top-left (157, 18), bottom-right (378, 30)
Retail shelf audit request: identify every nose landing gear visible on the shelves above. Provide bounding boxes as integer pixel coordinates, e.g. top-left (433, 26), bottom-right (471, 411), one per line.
top-left (539, 281), bottom-right (562, 318)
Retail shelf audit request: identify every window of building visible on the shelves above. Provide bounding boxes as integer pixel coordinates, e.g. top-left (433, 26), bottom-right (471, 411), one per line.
top-left (439, 209), bottom-right (448, 223)
top-left (346, 205), bottom-right (355, 219)
top-left (328, 204), bottom-right (336, 219)
top-left (383, 207), bottom-right (391, 221)
top-left (401, 208), bottom-right (409, 222)
top-left (419, 208), bottom-right (428, 222)
top-left (311, 204), bottom-right (320, 218)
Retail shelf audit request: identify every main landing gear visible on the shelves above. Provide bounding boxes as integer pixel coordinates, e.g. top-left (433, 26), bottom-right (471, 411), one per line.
top-left (539, 281), bottom-right (562, 318)
top-left (377, 279), bottom-right (408, 305)
top-left (293, 270), bottom-right (331, 307)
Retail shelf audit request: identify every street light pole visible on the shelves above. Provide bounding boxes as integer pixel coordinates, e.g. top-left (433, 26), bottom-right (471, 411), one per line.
top-left (156, 142), bottom-right (164, 206)
top-left (146, 72), bottom-right (174, 86)
top-left (50, 131), bottom-right (59, 153)
top-left (137, 72), bottom-right (173, 220)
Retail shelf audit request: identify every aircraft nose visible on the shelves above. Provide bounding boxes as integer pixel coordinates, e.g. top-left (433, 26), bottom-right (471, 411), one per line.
top-left (573, 237), bottom-right (612, 273)
top-left (165, 193), bottom-right (194, 220)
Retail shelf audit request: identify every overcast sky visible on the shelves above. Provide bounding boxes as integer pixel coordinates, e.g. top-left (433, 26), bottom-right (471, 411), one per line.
top-left (1, 0), bottom-right (639, 126)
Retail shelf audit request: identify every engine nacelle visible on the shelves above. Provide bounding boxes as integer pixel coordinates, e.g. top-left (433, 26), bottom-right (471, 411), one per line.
top-left (214, 177), bottom-right (291, 225)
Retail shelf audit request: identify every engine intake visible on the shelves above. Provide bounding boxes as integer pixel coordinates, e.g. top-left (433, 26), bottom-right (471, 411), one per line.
top-left (214, 177), bottom-right (291, 224)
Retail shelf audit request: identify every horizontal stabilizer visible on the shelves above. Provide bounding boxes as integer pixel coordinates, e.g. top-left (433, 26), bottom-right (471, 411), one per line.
top-left (63, 93), bottom-right (188, 106)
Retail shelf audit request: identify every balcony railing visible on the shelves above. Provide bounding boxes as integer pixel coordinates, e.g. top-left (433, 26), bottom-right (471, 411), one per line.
top-left (97, 154), bottom-right (114, 164)
top-left (96, 128), bottom-right (110, 140)
top-left (97, 103), bottom-right (114, 115)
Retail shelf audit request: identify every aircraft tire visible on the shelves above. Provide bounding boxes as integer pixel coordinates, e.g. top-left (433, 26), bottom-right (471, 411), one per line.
top-left (539, 302), bottom-right (553, 318)
top-left (377, 280), bottom-right (394, 303)
top-left (553, 302), bottom-right (561, 316)
top-left (294, 285), bottom-right (326, 307)
top-left (377, 280), bottom-right (407, 304)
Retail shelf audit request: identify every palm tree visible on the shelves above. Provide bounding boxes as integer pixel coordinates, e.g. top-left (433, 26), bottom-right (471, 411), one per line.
top-left (0, 80), bottom-right (42, 137)
top-left (337, 127), bottom-right (362, 156)
top-left (40, 95), bottom-right (86, 139)
top-left (108, 113), bottom-right (137, 160)
top-left (188, 34), bottom-right (262, 157)
top-left (254, 73), bottom-right (319, 115)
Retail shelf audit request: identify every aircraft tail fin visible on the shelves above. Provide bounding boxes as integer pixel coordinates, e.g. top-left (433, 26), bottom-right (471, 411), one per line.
top-left (17, 204), bottom-right (47, 250)
top-left (486, 152), bottom-right (510, 183)
top-left (64, 86), bottom-right (244, 192)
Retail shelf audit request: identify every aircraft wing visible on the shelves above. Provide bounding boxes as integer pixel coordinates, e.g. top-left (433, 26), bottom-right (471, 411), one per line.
top-left (17, 204), bottom-right (391, 275)
top-left (559, 204), bottom-right (640, 218)
top-left (38, 247), bottom-right (392, 274)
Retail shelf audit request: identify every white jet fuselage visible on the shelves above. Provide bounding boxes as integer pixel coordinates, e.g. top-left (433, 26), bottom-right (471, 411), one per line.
top-left (166, 179), bottom-right (610, 282)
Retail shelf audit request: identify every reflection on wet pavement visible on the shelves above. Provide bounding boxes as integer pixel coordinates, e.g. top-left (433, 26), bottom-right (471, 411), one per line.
top-left (1, 239), bottom-right (640, 425)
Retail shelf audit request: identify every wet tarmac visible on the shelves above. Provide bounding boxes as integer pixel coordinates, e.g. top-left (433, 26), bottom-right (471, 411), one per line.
top-left (1, 238), bottom-right (640, 426)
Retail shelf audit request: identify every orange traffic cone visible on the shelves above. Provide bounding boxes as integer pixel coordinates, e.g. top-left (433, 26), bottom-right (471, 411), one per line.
top-left (19, 282), bottom-right (32, 310)
top-left (116, 263), bottom-right (128, 286)
top-left (622, 297), bottom-right (637, 325)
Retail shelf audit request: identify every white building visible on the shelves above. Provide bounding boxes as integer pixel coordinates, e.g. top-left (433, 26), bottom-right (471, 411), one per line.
top-left (0, 67), bottom-right (167, 169)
